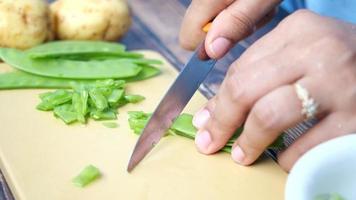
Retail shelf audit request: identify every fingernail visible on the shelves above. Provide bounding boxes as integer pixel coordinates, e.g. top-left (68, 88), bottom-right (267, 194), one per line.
top-left (209, 37), bottom-right (232, 58)
top-left (195, 130), bottom-right (212, 153)
top-left (193, 109), bottom-right (210, 129)
top-left (232, 145), bottom-right (245, 164)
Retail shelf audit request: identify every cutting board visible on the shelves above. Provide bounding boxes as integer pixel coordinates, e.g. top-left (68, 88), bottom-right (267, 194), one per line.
top-left (0, 50), bottom-right (287, 200)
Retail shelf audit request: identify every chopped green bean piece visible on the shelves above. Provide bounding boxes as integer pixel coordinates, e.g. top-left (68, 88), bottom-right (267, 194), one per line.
top-left (102, 122), bottom-right (119, 128)
top-left (72, 90), bottom-right (89, 123)
top-left (89, 88), bottom-right (108, 111)
top-left (72, 165), bottom-right (101, 187)
top-left (90, 109), bottom-right (117, 120)
top-left (108, 89), bottom-right (125, 103)
top-left (36, 90), bottom-right (72, 111)
top-left (53, 104), bottom-right (77, 124)
top-left (37, 79), bottom-right (145, 125)
top-left (124, 95), bottom-right (145, 103)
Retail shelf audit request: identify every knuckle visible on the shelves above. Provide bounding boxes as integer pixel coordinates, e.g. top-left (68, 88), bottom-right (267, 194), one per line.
top-left (251, 100), bottom-right (280, 132)
top-left (278, 9), bottom-right (315, 31)
top-left (223, 8), bottom-right (254, 37)
top-left (224, 73), bottom-right (250, 105)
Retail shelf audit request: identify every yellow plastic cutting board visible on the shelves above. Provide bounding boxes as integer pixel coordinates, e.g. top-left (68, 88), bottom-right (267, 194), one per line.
top-left (0, 50), bottom-right (287, 200)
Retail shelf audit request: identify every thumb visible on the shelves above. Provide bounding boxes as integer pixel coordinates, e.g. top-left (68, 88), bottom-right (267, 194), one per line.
top-left (205, 0), bottom-right (280, 59)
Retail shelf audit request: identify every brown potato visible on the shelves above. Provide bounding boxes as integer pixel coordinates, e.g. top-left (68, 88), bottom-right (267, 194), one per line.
top-left (50, 0), bottom-right (131, 41)
top-left (0, 0), bottom-right (50, 49)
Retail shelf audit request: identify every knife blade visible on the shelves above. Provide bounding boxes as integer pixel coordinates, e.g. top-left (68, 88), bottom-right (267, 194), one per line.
top-left (127, 44), bottom-right (217, 172)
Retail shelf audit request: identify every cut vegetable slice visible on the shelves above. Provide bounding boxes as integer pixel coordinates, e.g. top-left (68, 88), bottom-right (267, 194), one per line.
top-left (72, 165), bottom-right (101, 187)
top-left (124, 95), bottom-right (145, 103)
top-left (53, 104), bottom-right (77, 124)
top-left (102, 122), bottom-right (119, 128)
top-left (0, 48), bottom-right (142, 79)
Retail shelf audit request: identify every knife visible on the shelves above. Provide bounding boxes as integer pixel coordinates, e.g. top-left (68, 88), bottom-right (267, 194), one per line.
top-left (127, 26), bottom-right (216, 172)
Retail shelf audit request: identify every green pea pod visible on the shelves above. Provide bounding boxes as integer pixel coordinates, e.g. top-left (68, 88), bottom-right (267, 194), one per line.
top-left (54, 52), bottom-right (144, 61)
top-left (0, 48), bottom-right (142, 79)
top-left (123, 58), bottom-right (163, 65)
top-left (26, 41), bottom-right (126, 59)
top-left (0, 65), bottom-right (159, 90)
top-left (0, 71), bottom-right (93, 89)
top-left (127, 111), bottom-right (285, 152)
top-left (124, 65), bottom-right (160, 82)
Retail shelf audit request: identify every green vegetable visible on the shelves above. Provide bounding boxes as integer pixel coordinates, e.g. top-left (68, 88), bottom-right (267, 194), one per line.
top-left (102, 122), bottom-right (119, 128)
top-left (53, 104), bottom-right (77, 124)
top-left (108, 89), bottom-right (125, 104)
top-left (0, 66), bottom-right (160, 89)
top-left (314, 193), bottom-right (345, 200)
top-left (89, 88), bottom-right (108, 111)
top-left (0, 41), bottom-right (161, 90)
top-left (36, 90), bottom-right (73, 111)
top-left (0, 48), bottom-right (142, 79)
top-left (72, 165), bottom-right (101, 187)
top-left (124, 95), bottom-right (145, 103)
top-left (127, 111), bottom-right (285, 152)
top-left (37, 80), bottom-right (145, 124)
top-left (90, 109), bottom-right (117, 120)
top-left (72, 90), bottom-right (89, 123)
top-left (27, 41), bottom-right (126, 59)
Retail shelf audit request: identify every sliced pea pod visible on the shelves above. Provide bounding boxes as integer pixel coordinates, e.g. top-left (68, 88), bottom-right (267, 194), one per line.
top-left (26, 41), bottom-right (126, 59)
top-left (0, 48), bottom-right (142, 79)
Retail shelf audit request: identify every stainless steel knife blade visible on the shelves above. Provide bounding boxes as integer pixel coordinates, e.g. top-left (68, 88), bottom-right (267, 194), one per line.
top-left (127, 46), bottom-right (217, 172)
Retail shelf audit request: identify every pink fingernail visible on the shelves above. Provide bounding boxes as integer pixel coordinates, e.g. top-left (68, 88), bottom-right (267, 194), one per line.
top-left (193, 109), bottom-right (210, 129)
top-left (209, 37), bottom-right (232, 58)
top-left (195, 130), bottom-right (211, 153)
top-left (232, 145), bottom-right (245, 164)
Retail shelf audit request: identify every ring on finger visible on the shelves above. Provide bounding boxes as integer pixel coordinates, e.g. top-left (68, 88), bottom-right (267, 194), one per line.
top-left (294, 83), bottom-right (319, 120)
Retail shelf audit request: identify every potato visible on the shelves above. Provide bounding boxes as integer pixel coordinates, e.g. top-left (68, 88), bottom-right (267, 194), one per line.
top-left (0, 0), bottom-right (50, 49)
top-left (50, 0), bottom-right (131, 41)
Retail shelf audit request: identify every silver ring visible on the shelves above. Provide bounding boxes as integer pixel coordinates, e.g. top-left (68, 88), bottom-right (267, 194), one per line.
top-left (295, 83), bottom-right (319, 120)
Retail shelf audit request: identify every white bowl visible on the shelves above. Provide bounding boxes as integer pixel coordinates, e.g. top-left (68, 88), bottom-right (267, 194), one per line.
top-left (285, 134), bottom-right (356, 200)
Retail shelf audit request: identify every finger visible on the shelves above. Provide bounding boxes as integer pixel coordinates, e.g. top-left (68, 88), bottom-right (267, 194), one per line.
top-left (231, 83), bottom-right (329, 165)
top-left (194, 54), bottom-right (304, 155)
top-left (205, 0), bottom-right (280, 58)
top-left (193, 97), bottom-right (217, 129)
top-left (278, 112), bottom-right (356, 172)
top-left (179, 0), bottom-right (235, 50)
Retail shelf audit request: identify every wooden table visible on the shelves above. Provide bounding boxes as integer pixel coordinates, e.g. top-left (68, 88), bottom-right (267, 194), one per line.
top-left (0, 1), bottom-right (292, 199)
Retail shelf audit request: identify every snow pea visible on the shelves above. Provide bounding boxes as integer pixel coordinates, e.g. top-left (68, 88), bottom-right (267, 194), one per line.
top-left (0, 71), bottom-right (93, 89)
top-left (0, 48), bottom-right (142, 79)
top-left (128, 111), bottom-right (285, 153)
top-left (0, 66), bottom-right (159, 90)
top-left (27, 41), bottom-right (126, 59)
